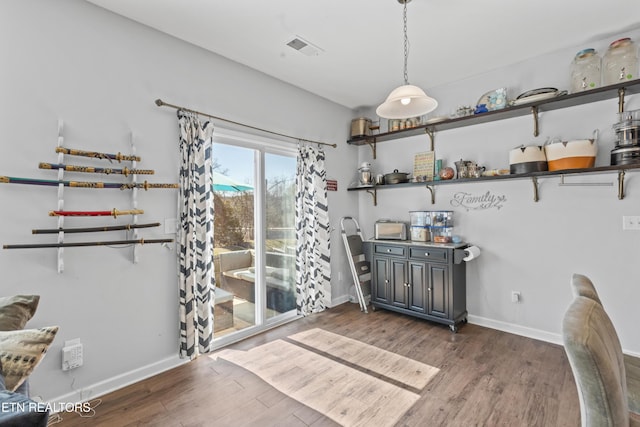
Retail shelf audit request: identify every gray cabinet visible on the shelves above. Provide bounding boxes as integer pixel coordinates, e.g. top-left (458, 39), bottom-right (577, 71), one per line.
top-left (366, 241), bottom-right (468, 332)
top-left (407, 261), bottom-right (426, 312)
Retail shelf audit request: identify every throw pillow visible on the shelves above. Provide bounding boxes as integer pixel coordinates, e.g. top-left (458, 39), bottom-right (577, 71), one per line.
top-left (0, 326), bottom-right (58, 392)
top-left (0, 295), bottom-right (40, 331)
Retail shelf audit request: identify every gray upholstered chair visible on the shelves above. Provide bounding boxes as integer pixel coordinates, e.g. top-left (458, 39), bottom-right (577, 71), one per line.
top-left (562, 296), bottom-right (640, 426)
top-left (570, 273), bottom-right (603, 305)
top-left (570, 273), bottom-right (640, 414)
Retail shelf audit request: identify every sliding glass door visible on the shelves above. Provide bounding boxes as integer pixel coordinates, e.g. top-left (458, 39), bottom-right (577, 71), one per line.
top-left (264, 153), bottom-right (296, 320)
top-left (211, 136), bottom-right (297, 344)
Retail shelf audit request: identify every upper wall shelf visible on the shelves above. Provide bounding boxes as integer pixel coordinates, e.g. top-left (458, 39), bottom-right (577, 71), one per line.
top-left (347, 79), bottom-right (640, 147)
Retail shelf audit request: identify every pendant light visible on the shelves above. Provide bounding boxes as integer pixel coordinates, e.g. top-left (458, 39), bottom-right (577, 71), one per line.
top-left (376, 0), bottom-right (438, 119)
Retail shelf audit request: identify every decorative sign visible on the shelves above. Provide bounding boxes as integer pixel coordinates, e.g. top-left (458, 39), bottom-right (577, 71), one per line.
top-left (326, 179), bottom-right (338, 192)
top-left (450, 191), bottom-right (507, 211)
top-left (413, 151), bottom-right (435, 181)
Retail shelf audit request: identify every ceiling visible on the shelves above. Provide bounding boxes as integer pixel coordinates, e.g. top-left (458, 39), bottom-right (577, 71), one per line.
top-left (85, 0), bottom-right (640, 110)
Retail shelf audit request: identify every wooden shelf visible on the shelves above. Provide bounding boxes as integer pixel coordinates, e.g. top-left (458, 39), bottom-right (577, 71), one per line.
top-left (347, 79), bottom-right (640, 203)
top-left (348, 165), bottom-right (639, 188)
top-left (347, 79), bottom-right (640, 145)
top-left (348, 165), bottom-right (640, 203)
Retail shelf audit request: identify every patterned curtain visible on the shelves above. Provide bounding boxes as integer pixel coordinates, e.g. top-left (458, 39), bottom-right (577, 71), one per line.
top-left (177, 110), bottom-right (215, 359)
top-left (295, 145), bottom-right (331, 315)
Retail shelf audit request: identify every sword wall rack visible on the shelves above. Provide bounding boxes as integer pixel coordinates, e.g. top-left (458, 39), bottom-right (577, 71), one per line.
top-left (57, 120), bottom-right (65, 272)
top-left (2, 121), bottom-right (175, 272)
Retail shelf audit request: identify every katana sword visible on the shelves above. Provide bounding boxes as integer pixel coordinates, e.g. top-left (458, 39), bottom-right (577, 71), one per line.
top-left (48, 209), bottom-right (144, 217)
top-left (32, 222), bottom-right (161, 234)
top-left (120, 181), bottom-right (179, 190)
top-left (49, 209), bottom-right (144, 217)
top-left (39, 162), bottom-right (155, 176)
top-left (55, 147), bottom-right (141, 162)
top-left (3, 238), bottom-right (174, 250)
top-left (0, 176), bottom-right (178, 190)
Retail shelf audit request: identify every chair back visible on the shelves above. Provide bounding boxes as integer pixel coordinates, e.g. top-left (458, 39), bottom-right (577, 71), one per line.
top-left (570, 273), bottom-right (603, 305)
top-left (563, 296), bottom-right (629, 426)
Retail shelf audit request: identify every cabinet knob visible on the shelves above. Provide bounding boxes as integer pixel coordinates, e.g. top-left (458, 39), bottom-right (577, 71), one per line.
top-left (385, 279), bottom-right (389, 284)
top-left (407, 283), bottom-right (411, 288)
top-left (428, 287), bottom-right (431, 292)
top-left (425, 252), bottom-right (429, 256)
top-left (387, 249), bottom-right (392, 252)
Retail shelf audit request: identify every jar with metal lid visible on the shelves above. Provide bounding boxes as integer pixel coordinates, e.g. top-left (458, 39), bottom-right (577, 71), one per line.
top-left (570, 48), bottom-right (601, 93)
top-left (603, 38), bottom-right (638, 86)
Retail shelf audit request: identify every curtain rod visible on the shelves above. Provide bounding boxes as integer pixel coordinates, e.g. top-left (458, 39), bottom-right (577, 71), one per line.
top-left (155, 99), bottom-right (337, 148)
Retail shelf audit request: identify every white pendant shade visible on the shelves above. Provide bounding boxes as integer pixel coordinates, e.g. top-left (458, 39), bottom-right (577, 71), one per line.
top-left (376, 84), bottom-right (438, 119)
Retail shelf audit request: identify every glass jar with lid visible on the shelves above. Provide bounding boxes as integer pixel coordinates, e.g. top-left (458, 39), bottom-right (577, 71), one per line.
top-left (603, 38), bottom-right (639, 86)
top-left (570, 48), bottom-right (601, 93)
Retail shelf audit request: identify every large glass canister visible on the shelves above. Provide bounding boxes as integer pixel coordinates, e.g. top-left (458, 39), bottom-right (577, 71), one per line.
top-left (603, 38), bottom-right (639, 86)
top-left (570, 48), bottom-right (601, 93)
top-left (409, 211), bottom-right (430, 226)
top-left (430, 211), bottom-right (453, 227)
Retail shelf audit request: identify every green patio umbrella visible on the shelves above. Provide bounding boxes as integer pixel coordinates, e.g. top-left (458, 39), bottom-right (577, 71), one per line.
top-left (212, 171), bottom-right (253, 192)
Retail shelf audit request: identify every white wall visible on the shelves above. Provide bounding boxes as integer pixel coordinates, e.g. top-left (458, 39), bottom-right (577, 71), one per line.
top-left (0, 0), bottom-right (357, 401)
top-left (356, 27), bottom-right (640, 352)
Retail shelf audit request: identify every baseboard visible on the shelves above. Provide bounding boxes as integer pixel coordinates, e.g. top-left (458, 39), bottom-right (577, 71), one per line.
top-left (328, 295), bottom-right (563, 344)
top-left (47, 355), bottom-right (187, 405)
top-left (330, 296), bottom-right (563, 345)
top-left (330, 294), bottom-right (351, 307)
top-left (467, 314), bottom-right (563, 345)
top-left (468, 314), bottom-right (640, 357)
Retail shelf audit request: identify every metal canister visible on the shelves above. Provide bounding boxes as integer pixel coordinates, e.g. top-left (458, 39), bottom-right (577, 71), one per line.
top-left (350, 117), bottom-right (372, 138)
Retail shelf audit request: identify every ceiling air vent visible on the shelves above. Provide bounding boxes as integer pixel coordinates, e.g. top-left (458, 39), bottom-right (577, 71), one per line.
top-left (286, 36), bottom-right (323, 56)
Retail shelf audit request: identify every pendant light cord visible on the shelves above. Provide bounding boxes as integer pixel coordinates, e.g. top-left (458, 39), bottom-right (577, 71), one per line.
top-left (403, 1), bottom-right (409, 85)
top-left (376, 0), bottom-right (438, 118)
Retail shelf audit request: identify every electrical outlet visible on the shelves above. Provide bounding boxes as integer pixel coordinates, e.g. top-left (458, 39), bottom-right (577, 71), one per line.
top-left (62, 339), bottom-right (83, 371)
top-left (623, 216), bottom-right (640, 230)
top-left (511, 291), bottom-right (521, 303)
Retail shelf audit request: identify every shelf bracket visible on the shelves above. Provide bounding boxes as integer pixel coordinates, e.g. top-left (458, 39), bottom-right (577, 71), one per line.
top-left (366, 188), bottom-right (377, 206)
top-left (531, 106), bottom-right (539, 137)
top-left (366, 138), bottom-right (377, 159)
top-left (558, 174), bottom-right (613, 187)
top-left (618, 87), bottom-right (626, 113)
top-left (425, 128), bottom-right (435, 152)
top-left (426, 185), bottom-right (435, 204)
top-left (531, 176), bottom-right (539, 202)
top-left (618, 169), bottom-right (626, 200)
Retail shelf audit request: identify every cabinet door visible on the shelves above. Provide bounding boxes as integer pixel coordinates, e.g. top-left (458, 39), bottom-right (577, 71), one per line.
top-left (427, 263), bottom-right (449, 319)
top-left (408, 261), bottom-right (426, 313)
top-left (390, 259), bottom-right (408, 308)
top-left (372, 257), bottom-right (390, 304)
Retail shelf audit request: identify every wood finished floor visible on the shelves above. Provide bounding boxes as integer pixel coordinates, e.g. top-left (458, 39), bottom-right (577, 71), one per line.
top-left (55, 303), bottom-right (580, 426)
